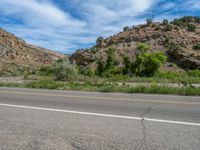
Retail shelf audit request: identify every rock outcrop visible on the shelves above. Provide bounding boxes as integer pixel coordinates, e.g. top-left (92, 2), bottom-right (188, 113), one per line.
top-left (71, 16), bottom-right (200, 70)
top-left (0, 28), bottom-right (63, 72)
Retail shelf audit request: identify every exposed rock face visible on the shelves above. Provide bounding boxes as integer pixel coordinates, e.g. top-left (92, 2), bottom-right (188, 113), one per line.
top-left (168, 47), bottom-right (200, 69)
top-left (71, 16), bottom-right (200, 70)
top-left (0, 28), bottom-right (63, 72)
top-left (71, 49), bottom-right (94, 67)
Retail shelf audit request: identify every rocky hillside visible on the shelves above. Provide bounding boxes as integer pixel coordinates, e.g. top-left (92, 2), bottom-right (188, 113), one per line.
top-left (71, 16), bottom-right (200, 71)
top-left (0, 28), bottom-right (63, 72)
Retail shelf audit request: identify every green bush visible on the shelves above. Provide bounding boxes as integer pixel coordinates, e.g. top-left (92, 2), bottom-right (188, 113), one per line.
top-left (123, 26), bottom-right (130, 32)
top-left (96, 36), bottom-right (104, 45)
top-left (166, 24), bottom-right (173, 31)
top-left (156, 71), bottom-right (183, 79)
top-left (53, 58), bottom-right (79, 81)
top-left (163, 19), bottom-right (169, 25)
top-left (38, 66), bottom-right (53, 76)
top-left (26, 80), bottom-right (64, 89)
top-left (84, 67), bottom-right (95, 77)
top-left (187, 24), bottom-right (196, 32)
top-left (96, 59), bottom-right (105, 76)
top-left (1, 80), bottom-right (200, 95)
top-left (23, 70), bottom-right (29, 80)
top-left (155, 26), bottom-right (161, 31)
top-left (193, 43), bottom-right (200, 50)
top-left (195, 17), bottom-right (200, 23)
top-left (168, 44), bottom-right (181, 52)
top-left (123, 55), bottom-right (132, 75)
top-left (96, 47), bottom-right (118, 77)
top-left (136, 43), bottom-right (150, 56)
top-left (132, 43), bottom-right (167, 77)
top-left (105, 47), bottom-right (116, 71)
top-left (102, 68), bottom-right (122, 78)
top-left (135, 52), bottom-right (167, 77)
top-left (146, 18), bottom-right (153, 26)
top-left (187, 70), bottom-right (200, 77)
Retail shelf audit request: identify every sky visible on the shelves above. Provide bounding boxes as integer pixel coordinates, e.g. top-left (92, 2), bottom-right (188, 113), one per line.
top-left (0, 0), bottom-right (200, 54)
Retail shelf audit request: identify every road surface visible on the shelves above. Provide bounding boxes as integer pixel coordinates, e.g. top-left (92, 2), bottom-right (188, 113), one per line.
top-left (0, 87), bottom-right (200, 150)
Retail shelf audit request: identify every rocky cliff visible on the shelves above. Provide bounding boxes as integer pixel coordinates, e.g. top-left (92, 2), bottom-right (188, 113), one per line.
top-left (0, 28), bottom-right (63, 72)
top-left (71, 16), bottom-right (200, 71)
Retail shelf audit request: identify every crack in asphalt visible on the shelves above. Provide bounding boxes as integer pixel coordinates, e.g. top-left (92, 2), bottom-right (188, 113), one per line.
top-left (136, 107), bottom-right (152, 150)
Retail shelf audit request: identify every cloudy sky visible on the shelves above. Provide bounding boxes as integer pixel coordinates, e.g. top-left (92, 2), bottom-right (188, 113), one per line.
top-left (0, 0), bottom-right (200, 53)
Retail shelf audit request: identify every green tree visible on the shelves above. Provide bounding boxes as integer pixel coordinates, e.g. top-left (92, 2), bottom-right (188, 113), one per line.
top-left (96, 47), bottom-right (119, 77)
top-left (123, 26), bottom-right (129, 32)
top-left (137, 52), bottom-right (167, 77)
top-left (96, 59), bottom-right (105, 76)
top-left (123, 55), bottom-right (132, 75)
top-left (105, 47), bottom-right (116, 71)
top-left (96, 36), bottom-right (104, 45)
top-left (132, 43), bottom-right (167, 77)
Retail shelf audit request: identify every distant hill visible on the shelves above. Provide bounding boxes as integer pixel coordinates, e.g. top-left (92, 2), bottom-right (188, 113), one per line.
top-left (0, 28), bottom-right (63, 73)
top-left (71, 16), bottom-right (200, 71)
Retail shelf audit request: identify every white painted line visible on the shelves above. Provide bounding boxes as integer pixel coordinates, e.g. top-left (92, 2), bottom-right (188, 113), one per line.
top-left (0, 103), bottom-right (200, 127)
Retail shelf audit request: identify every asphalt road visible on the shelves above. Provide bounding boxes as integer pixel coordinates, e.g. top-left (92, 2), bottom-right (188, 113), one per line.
top-left (0, 87), bottom-right (200, 150)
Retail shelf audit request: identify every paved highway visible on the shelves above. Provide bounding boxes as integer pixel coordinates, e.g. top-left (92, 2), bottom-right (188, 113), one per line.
top-left (0, 87), bottom-right (200, 150)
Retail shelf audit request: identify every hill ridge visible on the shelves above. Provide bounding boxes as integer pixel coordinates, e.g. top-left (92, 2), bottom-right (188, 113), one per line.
top-left (0, 28), bottom-right (63, 73)
top-left (71, 16), bottom-right (200, 71)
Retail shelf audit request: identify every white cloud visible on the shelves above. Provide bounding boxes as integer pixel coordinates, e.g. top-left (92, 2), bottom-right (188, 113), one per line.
top-left (161, 2), bottom-right (176, 10)
top-left (188, 0), bottom-right (200, 9)
top-left (0, 0), bottom-right (85, 27)
top-left (0, 0), bottom-right (157, 53)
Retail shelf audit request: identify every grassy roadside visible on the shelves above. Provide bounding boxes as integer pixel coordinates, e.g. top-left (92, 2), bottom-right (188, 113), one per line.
top-left (0, 80), bottom-right (200, 96)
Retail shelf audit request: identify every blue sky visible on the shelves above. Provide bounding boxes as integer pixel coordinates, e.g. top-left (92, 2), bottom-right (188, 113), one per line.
top-left (0, 0), bottom-right (200, 54)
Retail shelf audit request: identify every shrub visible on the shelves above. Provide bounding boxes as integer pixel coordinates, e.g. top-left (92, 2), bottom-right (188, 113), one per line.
top-left (193, 43), bottom-right (200, 50)
top-left (102, 68), bottom-right (122, 78)
top-left (96, 47), bottom-right (120, 77)
top-left (85, 67), bottom-right (95, 77)
top-left (166, 24), bottom-right (173, 31)
top-left (104, 47), bottom-right (116, 71)
top-left (172, 18), bottom-right (186, 27)
top-left (146, 18), bottom-right (153, 26)
top-left (163, 19), bottom-right (169, 25)
top-left (194, 16), bottom-right (200, 23)
top-left (26, 80), bottom-right (64, 89)
top-left (39, 66), bottom-right (53, 76)
top-left (123, 26), bottom-right (129, 32)
top-left (132, 43), bottom-right (167, 77)
top-left (136, 52), bottom-right (167, 77)
top-left (168, 44), bottom-right (181, 52)
top-left (187, 24), bottom-right (196, 32)
top-left (163, 36), bottom-right (171, 44)
top-left (136, 43), bottom-right (150, 56)
top-left (96, 59), bottom-right (105, 76)
top-left (96, 36), bottom-right (104, 45)
top-left (23, 70), bottom-right (29, 80)
top-left (187, 70), bottom-right (200, 77)
top-left (123, 55), bottom-right (132, 75)
top-left (155, 26), bottom-right (161, 31)
top-left (181, 16), bottom-right (194, 22)
top-left (52, 58), bottom-right (79, 81)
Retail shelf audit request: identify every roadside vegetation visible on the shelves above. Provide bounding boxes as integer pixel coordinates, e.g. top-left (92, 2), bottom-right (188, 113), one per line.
top-left (0, 80), bottom-right (200, 96)
top-left (0, 42), bottom-right (200, 95)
